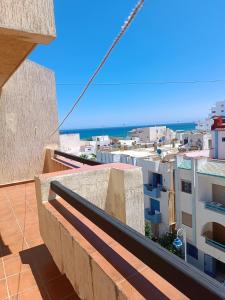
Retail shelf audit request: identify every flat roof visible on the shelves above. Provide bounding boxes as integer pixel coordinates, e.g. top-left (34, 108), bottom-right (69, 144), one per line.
top-left (198, 161), bottom-right (225, 178)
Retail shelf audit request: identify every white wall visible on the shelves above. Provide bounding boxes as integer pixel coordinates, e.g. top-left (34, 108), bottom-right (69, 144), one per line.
top-left (60, 134), bottom-right (80, 154)
top-left (196, 174), bottom-right (225, 264)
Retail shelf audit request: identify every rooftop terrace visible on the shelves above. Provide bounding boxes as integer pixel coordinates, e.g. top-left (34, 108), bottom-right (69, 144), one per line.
top-left (0, 181), bottom-right (79, 300)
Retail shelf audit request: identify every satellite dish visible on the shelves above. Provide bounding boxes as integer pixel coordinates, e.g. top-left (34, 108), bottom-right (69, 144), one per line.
top-left (157, 149), bottom-right (162, 155)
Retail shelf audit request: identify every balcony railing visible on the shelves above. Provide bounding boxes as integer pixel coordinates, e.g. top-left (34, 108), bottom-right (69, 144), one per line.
top-left (55, 150), bottom-right (103, 166)
top-left (145, 208), bottom-right (161, 224)
top-left (206, 238), bottom-right (225, 252)
top-left (205, 201), bottom-right (225, 215)
top-left (144, 184), bottom-right (161, 198)
top-left (50, 180), bottom-right (225, 300)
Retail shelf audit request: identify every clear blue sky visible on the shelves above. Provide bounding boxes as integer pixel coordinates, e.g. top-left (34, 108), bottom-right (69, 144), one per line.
top-left (29, 0), bottom-right (225, 129)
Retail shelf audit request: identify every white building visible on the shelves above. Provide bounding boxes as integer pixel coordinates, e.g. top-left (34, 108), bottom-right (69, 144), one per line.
top-left (175, 120), bottom-right (225, 282)
top-left (129, 126), bottom-right (174, 143)
top-left (180, 131), bottom-right (212, 151)
top-left (196, 100), bottom-right (225, 132)
top-left (60, 133), bottom-right (80, 154)
top-left (92, 135), bottom-right (111, 147)
top-left (137, 158), bottom-right (175, 237)
top-left (196, 118), bottom-right (212, 132)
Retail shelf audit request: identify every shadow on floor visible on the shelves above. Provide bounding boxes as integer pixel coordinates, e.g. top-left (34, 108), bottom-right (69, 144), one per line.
top-left (0, 235), bottom-right (11, 258)
top-left (19, 244), bottom-right (79, 300)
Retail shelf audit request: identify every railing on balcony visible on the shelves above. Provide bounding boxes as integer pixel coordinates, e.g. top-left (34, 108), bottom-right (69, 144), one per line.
top-left (144, 184), bottom-right (161, 198)
top-left (205, 201), bottom-right (225, 215)
top-left (206, 238), bottom-right (225, 252)
top-left (54, 150), bottom-right (103, 166)
top-left (145, 208), bottom-right (161, 224)
top-left (50, 180), bottom-right (225, 300)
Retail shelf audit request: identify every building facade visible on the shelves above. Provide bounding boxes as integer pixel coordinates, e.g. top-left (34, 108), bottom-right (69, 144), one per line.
top-left (175, 148), bottom-right (225, 281)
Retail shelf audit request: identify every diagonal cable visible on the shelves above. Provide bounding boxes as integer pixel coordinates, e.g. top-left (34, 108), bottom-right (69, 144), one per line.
top-left (50, 0), bottom-right (144, 136)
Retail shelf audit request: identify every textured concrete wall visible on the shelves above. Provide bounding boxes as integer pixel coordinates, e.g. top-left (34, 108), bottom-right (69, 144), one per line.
top-left (36, 164), bottom-right (144, 234)
top-left (0, 60), bottom-right (59, 185)
top-left (0, 0), bottom-right (56, 43)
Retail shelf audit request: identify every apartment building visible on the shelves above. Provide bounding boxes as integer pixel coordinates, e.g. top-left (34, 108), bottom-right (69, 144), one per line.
top-left (136, 158), bottom-right (176, 237)
top-left (175, 119), bottom-right (225, 281)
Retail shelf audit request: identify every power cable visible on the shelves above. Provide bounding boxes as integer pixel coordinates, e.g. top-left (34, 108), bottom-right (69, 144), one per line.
top-left (50, 0), bottom-right (144, 136)
top-left (56, 79), bottom-right (225, 86)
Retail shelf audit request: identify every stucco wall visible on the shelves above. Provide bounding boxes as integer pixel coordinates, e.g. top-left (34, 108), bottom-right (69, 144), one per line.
top-left (0, 60), bottom-right (59, 185)
top-left (0, 0), bottom-right (56, 44)
top-left (36, 164), bottom-right (145, 234)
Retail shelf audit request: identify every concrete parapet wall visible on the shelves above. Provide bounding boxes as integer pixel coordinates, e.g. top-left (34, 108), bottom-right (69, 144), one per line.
top-left (35, 172), bottom-right (187, 300)
top-left (36, 163), bottom-right (145, 234)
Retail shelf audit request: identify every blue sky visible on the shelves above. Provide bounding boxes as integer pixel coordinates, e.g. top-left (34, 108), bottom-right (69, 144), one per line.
top-left (30, 0), bottom-right (225, 129)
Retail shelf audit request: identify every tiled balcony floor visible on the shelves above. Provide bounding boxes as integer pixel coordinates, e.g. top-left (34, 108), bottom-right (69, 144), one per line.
top-left (0, 182), bottom-right (79, 300)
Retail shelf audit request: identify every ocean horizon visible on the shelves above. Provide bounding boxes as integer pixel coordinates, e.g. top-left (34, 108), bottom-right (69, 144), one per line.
top-left (60, 122), bottom-right (196, 140)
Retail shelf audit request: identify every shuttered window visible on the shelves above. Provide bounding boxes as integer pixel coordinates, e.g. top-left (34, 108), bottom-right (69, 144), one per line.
top-left (182, 212), bottom-right (192, 228)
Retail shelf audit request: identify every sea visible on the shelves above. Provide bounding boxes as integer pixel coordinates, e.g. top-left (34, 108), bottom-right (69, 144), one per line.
top-left (60, 122), bottom-right (196, 140)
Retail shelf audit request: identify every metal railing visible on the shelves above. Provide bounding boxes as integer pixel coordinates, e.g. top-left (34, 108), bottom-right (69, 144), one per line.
top-left (54, 150), bottom-right (103, 166)
top-left (205, 201), bottom-right (225, 215)
top-left (50, 180), bottom-right (225, 300)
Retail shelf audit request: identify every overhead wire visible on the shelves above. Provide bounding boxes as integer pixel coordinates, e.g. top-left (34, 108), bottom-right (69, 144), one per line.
top-left (50, 0), bottom-right (145, 137)
top-left (56, 79), bottom-right (225, 86)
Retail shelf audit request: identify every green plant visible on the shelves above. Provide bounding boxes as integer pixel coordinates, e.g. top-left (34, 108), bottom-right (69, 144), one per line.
top-left (158, 233), bottom-right (183, 258)
top-left (90, 153), bottom-right (97, 160)
top-left (80, 154), bottom-right (88, 160)
top-left (145, 221), bottom-right (153, 239)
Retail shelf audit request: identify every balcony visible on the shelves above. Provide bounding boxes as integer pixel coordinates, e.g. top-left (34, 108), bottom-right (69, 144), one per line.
top-left (145, 209), bottom-right (161, 224)
top-left (205, 201), bottom-right (225, 215)
top-left (206, 238), bottom-right (225, 252)
top-left (144, 184), bottom-right (161, 198)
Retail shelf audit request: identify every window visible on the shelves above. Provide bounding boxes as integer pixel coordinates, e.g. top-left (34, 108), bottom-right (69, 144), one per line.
top-left (182, 212), bottom-right (192, 227)
top-left (222, 138), bottom-right (225, 142)
top-left (187, 243), bottom-right (198, 259)
top-left (181, 180), bottom-right (192, 194)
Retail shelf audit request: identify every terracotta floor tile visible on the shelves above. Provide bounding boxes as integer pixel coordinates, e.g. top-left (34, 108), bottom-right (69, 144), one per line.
top-left (45, 275), bottom-right (75, 300)
top-left (10, 286), bottom-right (44, 300)
top-left (3, 240), bottom-right (28, 257)
top-left (28, 237), bottom-right (43, 248)
top-left (7, 269), bottom-right (37, 296)
top-left (0, 262), bottom-right (4, 280)
top-left (1, 233), bottom-right (23, 245)
top-left (4, 255), bottom-right (31, 277)
top-left (0, 261), bottom-right (5, 280)
top-left (0, 279), bottom-right (8, 300)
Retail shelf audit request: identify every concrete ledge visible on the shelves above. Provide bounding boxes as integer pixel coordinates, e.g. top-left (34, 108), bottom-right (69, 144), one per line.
top-left (37, 195), bottom-right (188, 300)
top-left (36, 163), bottom-right (145, 234)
